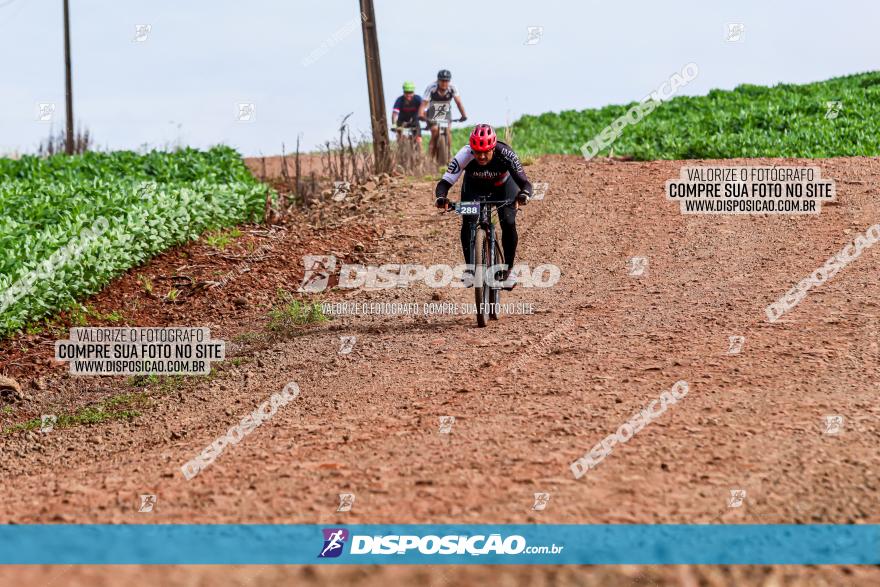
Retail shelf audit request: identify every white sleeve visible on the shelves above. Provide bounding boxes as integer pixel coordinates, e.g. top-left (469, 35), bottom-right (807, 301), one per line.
top-left (441, 145), bottom-right (473, 185)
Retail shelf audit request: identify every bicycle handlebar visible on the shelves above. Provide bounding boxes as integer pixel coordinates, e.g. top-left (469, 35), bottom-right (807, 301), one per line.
top-left (442, 199), bottom-right (516, 214)
top-left (392, 117), bottom-right (463, 133)
top-left (419, 116), bottom-right (466, 123)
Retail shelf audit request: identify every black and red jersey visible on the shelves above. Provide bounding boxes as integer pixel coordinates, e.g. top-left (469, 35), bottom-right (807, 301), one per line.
top-left (435, 141), bottom-right (532, 197)
top-left (392, 94), bottom-right (422, 125)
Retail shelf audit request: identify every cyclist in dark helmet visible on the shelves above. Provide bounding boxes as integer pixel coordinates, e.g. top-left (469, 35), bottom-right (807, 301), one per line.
top-left (419, 69), bottom-right (467, 161)
top-left (434, 124), bottom-right (532, 288)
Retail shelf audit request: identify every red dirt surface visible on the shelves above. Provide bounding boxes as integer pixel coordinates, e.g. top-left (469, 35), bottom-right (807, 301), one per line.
top-left (2, 155), bottom-right (880, 585)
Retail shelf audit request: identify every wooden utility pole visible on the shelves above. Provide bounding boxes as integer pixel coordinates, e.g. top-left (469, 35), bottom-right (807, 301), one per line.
top-left (358, 0), bottom-right (390, 173)
top-left (62, 0), bottom-right (74, 154)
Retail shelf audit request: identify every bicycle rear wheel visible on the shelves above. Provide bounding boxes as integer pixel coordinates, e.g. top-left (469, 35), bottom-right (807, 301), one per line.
top-left (473, 227), bottom-right (490, 327)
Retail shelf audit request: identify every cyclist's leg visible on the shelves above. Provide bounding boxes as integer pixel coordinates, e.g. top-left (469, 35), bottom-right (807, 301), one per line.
top-left (497, 178), bottom-right (519, 270)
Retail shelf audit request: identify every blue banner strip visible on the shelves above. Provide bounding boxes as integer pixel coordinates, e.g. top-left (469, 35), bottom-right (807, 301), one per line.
top-left (1, 524), bottom-right (878, 565)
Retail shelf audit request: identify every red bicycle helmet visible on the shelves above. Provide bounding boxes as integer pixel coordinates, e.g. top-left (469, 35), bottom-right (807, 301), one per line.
top-left (469, 124), bottom-right (497, 152)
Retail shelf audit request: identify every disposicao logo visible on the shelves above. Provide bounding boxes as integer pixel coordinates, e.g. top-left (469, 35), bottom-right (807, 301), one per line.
top-left (318, 528), bottom-right (349, 558)
top-left (317, 528), bottom-right (563, 558)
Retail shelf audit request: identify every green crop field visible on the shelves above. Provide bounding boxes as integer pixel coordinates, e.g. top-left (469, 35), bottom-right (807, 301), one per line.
top-left (451, 71), bottom-right (880, 160)
top-left (0, 146), bottom-right (269, 336)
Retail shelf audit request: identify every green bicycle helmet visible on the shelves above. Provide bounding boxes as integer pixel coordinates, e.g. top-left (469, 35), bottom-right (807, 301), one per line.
top-left (402, 81), bottom-right (416, 92)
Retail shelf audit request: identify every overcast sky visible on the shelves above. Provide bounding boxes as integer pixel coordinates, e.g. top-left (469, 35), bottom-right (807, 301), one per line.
top-left (2, 0), bottom-right (878, 156)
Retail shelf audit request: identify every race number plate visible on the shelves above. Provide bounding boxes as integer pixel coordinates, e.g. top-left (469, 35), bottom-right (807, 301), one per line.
top-left (458, 202), bottom-right (479, 215)
top-left (431, 101), bottom-right (452, 123)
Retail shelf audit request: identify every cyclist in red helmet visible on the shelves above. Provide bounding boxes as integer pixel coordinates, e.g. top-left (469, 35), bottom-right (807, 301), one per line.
top-left (435, 124), bottom-right (532, 287)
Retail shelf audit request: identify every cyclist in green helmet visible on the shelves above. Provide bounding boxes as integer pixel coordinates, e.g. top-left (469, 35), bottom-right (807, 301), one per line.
top-left (391, 81), bottom-right (423, 144)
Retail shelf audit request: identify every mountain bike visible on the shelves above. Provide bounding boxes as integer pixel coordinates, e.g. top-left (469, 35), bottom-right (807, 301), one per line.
top-left (447, 197), bottom-right (513, 327)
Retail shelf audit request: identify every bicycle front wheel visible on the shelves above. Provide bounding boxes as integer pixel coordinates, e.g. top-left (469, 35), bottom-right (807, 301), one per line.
top-left (435, 130), bottom-right (449, 167)
top-left (489, 235), bottom-right (503, 321)
top-left (473, 227), bottom-right (490, 327)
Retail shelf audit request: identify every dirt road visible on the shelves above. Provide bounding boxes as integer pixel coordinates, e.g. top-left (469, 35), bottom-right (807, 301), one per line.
top-left (2, 156), bottom-right (879, 585)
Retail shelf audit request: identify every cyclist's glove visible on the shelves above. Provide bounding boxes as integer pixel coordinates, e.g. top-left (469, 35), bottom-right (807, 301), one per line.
top-left (435, 196), bottom-right (450, 209)
top-left (459, 116), bottom-right (468, 122)
top-left (516, 191), bottom-right (530, 206)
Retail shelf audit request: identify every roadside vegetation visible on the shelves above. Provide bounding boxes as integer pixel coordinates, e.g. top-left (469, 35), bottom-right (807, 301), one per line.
top-left (267, 289), bottom-right (329, 333)
top-left (452, 71), bottom-right (880, 159)
top-left (2, 391), bottom-right (150, 433)
top-left (0, 146), bottom-right (271, 336)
